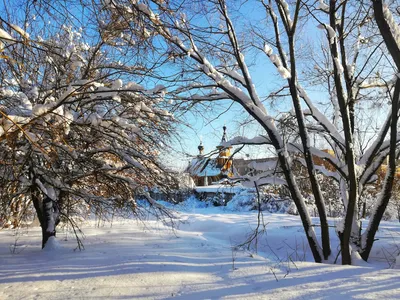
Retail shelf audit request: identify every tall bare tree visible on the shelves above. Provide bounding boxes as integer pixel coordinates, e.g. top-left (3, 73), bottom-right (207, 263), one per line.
top-left (100, 0), bottom-right (400, 264)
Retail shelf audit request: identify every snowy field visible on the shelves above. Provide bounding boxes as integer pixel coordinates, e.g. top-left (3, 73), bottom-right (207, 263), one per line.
top-left (1, 203), bottom-right (400, 299)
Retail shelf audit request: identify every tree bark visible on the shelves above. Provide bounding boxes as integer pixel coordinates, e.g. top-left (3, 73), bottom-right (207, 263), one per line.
top-left (329, 0), bottom-right (359, 265)
top-left (286, 31), bottom-right (331, 259)
top-left (31, 184), bottom-right (60, 249)
top-left (361, 78), bottom-right (400, 260)
top-left (41, 196), bottom-right (60, 249)
top-left (359, 0), bottom-right (400, 262)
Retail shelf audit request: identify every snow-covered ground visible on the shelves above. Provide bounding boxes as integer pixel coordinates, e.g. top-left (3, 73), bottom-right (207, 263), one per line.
top-left (1, 203), bottom-right (400, 299)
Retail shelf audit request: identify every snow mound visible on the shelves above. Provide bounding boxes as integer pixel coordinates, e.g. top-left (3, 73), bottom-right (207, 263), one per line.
top-left (351, 250), bottom-right (370, 267)
top-left (226, 191), bottom-right (255, 211)
top-left (176, 195), bottom-right (210, 211)
top-left (156, 195), bottom-right (209, 212)
top-left (43, 236), bottom-right (63, 252)
top-left (395, 255), bottom-right (400, 269)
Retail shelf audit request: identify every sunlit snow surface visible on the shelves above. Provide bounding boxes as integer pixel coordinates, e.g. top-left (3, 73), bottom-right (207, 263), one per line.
top-left (1, 203), bottom-right (400, 299)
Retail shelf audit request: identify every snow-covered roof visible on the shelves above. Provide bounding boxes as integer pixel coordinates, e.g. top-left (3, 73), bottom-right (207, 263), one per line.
top-left (186, 157), bottom-right (222, 177)
top-left (195, 184), bottom-right (252, 194)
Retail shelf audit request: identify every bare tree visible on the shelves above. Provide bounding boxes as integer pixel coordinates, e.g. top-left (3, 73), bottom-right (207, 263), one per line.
top-left (100, 0), bottom-right (400, 264)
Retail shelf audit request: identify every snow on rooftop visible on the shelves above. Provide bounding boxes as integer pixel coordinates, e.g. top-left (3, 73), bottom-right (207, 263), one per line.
top-left (195, 184), bottom-right (252, 194)
top-left (186, 157), bottom-right (222, 177)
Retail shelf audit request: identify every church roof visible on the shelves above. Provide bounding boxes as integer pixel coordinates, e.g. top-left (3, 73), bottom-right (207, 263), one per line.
top-left (186, 157), bottom-right (222, 177)
top-left (217, 125), bottom-right (228, 148)
top-left (188, 126), bottom-right (233, 178)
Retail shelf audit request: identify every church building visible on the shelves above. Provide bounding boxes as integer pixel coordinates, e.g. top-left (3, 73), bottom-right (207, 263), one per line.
top-left (186, 126), bottom-right (234, 186)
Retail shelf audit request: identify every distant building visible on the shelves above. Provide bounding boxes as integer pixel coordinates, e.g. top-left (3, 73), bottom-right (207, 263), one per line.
top-left (187, 136), bottom-right (400, 189)
top-left (234, 157), bottom-right (279, 176)
top-left (186, 126), bottom-right (234, 186)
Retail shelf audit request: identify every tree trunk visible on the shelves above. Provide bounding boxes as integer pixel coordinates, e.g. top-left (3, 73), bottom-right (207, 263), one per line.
top-left (31, 188), bottom-right (60, 249)
top-left (361, 79), bottom-right (400, 261)
top-left (287, 32), bottom-right (331, 260)
top-left (359, 0), bottom-right (400, 262)
top-left (276, 151), bottom-right (324, 263)
top-left (329, 0), bottom-right (359, 265)
top-left (238, 102), bottom-right (324, 263)
top-left (41, 196), bottom-right (60, 249)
